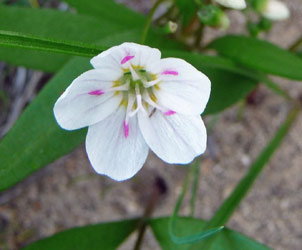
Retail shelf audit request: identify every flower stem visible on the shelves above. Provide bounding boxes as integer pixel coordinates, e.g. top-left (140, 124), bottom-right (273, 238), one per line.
top-left (195, 23), bottom-right (205, 49)
top-left (289, 36), bottom-right (302, 52)
top-left (133, 176), bottom-right (167, 250)
top-left (141, 0), bottom-right (166, 44)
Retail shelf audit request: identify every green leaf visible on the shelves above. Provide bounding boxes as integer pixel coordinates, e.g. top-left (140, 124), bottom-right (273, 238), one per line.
top-left (21, 219), bottom-right (138, 250)
top-left (150, 217), bottom-right (271, 250)
top-left (208, 35), bottom-right (302, 80)
top-left (0, 58), bottom-right (89, 192)
top-left (162, 50), bottom-right (257, 115)
top-left (0, 5), bottom-right (124, 71)
top-left (64, 0), bottom-right (145, 27)
top-left (0, 30), bottom-right (105, 57)
top-left (0, 5), bottom-right (182, 71)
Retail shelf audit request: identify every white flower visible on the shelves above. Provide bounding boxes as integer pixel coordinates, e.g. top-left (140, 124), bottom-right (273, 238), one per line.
top-left (214, 0), bottom-right (247, 10)
top-left (53, 43), bottom-right (211, 181)
top-left (261, 0), bottom-right (290, 20)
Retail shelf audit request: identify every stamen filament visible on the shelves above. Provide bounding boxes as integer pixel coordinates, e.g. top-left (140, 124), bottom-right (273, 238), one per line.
top-left (143, 78), bottom-right (161, 88)
top-left (129, 64), bottom-right (140, 81)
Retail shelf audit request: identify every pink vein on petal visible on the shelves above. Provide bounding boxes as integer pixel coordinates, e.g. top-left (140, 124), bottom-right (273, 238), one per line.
top-left (123, 121), bottom-right (129, 138)
top-left (162, 70), bottom-right (178, 76)
top-left (121, 55), bottom-right (135, 64)
top-left (164, 110), bottom-right (176, 116)
top-left (88, 90), bottom-right (104, 96)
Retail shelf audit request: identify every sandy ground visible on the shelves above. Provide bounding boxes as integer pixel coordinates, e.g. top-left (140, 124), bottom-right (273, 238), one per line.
top-left (0, 0), bottom-right (301, 249)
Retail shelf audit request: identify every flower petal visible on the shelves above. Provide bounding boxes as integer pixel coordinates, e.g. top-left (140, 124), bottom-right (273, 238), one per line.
top-left (54, 69), bottom-right (123, 130)
top-left (138, 110), bottom-right (207, 164)
top-left (86, 107), bottom-right (149, 181)
top-left (214, 0), bottom-right (246, 10)
top-left (151, 58), bottom-right (211, 115)
top-left (91, 42), bottom-right (161, 70)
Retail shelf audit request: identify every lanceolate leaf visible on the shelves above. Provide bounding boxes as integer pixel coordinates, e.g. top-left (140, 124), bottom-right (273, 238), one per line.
top-left (64, 0), bottom-right (145, 27)
top-left (21, 219), bottom-right (138, 250)
top-left (0, 58), bottom-right (90, 192)
top-left (0, 5), bottom-right (124, 72)
top-left (0, 5), bottom-right (181, 72)
top-left (150, 217), bottom-right (270, 250)
top-left (209, 35), bottom-right (302, 80)
top-left (0, 30), bottom-right (105, 57)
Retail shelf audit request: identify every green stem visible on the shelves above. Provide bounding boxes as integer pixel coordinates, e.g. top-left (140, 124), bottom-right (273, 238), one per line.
top-left (289, 37), bottom-right (302, 52)
top-left (141, 0), bottom-right (166, 44)
top-left (133, 177), bottom-right (166, 250)
top-left (169, 161), bottom-right (223, 245)
top-left (190, 161), bottom-right (200, 217)
top-left (194, 23), bottom-right (205, 49)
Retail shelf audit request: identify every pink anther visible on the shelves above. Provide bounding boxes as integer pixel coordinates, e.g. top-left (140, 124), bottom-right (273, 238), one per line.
top-left (123, 121), bottom-right (129, 138)
top-left (162, 70), bottom-right (178, 76)
top-left (121, 55), bottom-right (135, 65)
top-left (88, 90), bottom-right (104, 96)
top-left (163, 110), bottom-right (176, 116)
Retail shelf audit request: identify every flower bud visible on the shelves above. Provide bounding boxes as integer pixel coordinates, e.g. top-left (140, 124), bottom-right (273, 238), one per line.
top-left (198, 5), bottom-right (230, 30)
top-left (167, 21), bottom-right (178, 33)
top-left (214, 0), bottom-right (247, 10)
top-left (251, 0), bottom-right (290, 20)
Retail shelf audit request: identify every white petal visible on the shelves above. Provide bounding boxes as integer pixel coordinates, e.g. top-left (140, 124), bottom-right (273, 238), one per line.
top-left (151, 58), bottom-right (211, 115)
top-left (214, 0), bottom-right (246, 9)
top-left (53, 69), bottom-right (123, 130)
top-left (86, 107), bottom-right (149, 181)
top-left (262, 0), bottom-right (290, 20)
top-left (138, 111), bottom-right (207, 164)
top-left (91, 42), bottom-right (161, 70)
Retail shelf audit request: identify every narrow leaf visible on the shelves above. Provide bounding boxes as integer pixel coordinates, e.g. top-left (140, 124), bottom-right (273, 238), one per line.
top-left (209, 35), bottom-right (302, 80)
top-left (21, 219), bottom-right (138, 250)
top-left (0, 58), bottom-right (90, 192)
top-left (0, 30), bottom-right (105, 57)
top-left (64, 0), bottom-right (145, 27)
top-left (0, 5), bottom-right (124, 72)
top-left (150, 217), bottom-right (271, 250)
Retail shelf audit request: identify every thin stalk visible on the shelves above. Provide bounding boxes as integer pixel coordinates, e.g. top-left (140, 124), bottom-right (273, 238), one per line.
top-left (190, 161), bottom-right (200, 217)
top-left (169, 161), bottom-right (223, 244)
top-left (190, 114), bottom-right (220, 217)
top-left (133, 177), bottom-right (166, 250)
top-left (194, 23), bottom-right (205, 49)
top-left (141, 0), bottom-right (166, 44)
top-left (289, 37), bottom-right (302, 52)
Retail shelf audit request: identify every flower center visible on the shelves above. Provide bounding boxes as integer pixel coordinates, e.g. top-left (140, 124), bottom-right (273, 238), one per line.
top-left (89, 55), bottom-right (177, 138)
